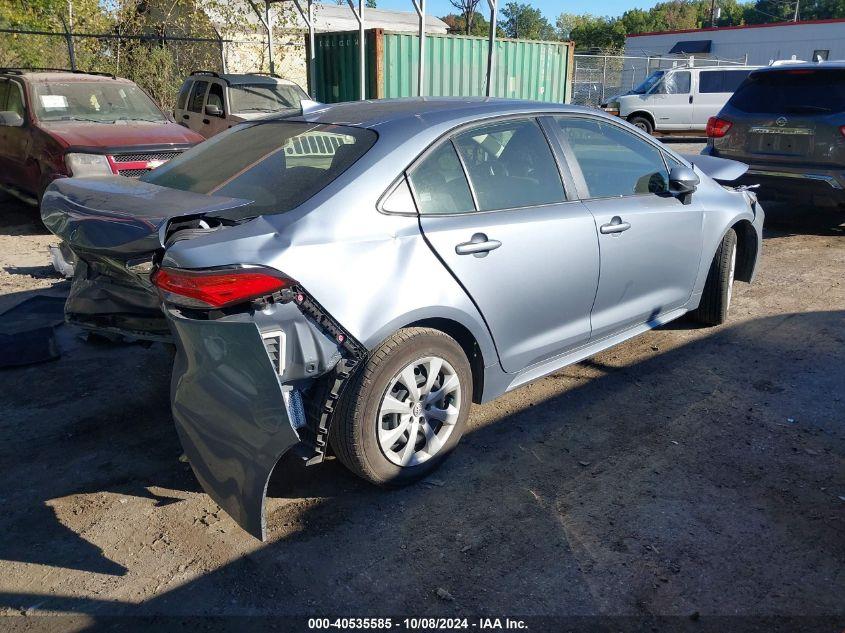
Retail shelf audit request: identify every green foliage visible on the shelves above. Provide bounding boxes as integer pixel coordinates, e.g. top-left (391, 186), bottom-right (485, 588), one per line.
top-left (500, 2), bottom-right (556, 39)
top-left (442, 11), bottom-right (496, 36)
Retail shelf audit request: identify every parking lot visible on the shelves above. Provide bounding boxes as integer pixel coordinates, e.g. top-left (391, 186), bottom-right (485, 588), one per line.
top-left (0, 139), bottom-right (843, 622)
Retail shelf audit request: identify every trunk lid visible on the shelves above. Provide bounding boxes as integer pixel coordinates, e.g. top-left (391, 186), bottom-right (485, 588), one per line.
top-left (41, 176), bottom-right (251, 339)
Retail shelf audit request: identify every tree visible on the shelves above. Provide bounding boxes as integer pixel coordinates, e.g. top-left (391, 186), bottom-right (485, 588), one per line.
top-left (366, 0), bottom-right (377, 7)
top-left (448, 0), bottom-right (483, 35)
top-left (500, 2), bottom-right (556, 39)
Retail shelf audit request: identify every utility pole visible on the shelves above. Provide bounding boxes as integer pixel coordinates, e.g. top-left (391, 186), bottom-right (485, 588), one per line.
top-left (709, 0), bottom-right (717, 27)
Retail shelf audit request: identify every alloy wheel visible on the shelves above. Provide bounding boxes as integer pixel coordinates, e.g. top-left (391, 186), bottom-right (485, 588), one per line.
top-left (376, 356), bottom-right (462, 467)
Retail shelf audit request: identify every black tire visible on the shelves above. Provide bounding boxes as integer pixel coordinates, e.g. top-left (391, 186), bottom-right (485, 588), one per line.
top-left (691, 228), bottom-right (738, 326)
top-left (329, 327), bottom-right (472, 486)
top-left (628, 115), bottom-right (654, 135)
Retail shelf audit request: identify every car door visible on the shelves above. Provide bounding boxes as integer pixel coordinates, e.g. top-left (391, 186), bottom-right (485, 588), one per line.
top-left (0, 79), bottom-right (33, 193)
top-left (412, 117), bottom-right (600, 373)
top-left (647, 70), bottom-right (693, 131)
top-left (183, 79), bottom-right (208, 135)
top-left (551, 115), bottom-right (703, 341)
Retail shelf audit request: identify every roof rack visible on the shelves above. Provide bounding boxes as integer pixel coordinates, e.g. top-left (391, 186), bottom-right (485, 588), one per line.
top-left (0, 67), bottom-right (117, 79)
top-left (191, 70), bottom-right (220, 77)
top-left (247, 71), bottom-right (283, 79)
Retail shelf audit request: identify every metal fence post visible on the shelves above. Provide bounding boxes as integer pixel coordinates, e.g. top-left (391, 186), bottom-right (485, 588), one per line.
top-left (485, 0), bottom-right (497, 97)
top-left (412, 0), bottom-right (425, 96)
top-left (600, 55), bottom-right (607, 103)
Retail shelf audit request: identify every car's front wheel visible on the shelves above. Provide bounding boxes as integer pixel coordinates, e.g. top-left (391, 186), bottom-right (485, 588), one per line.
top-left (691, 228), bottom-right (737, 326)
top-left (329, 327), bottom-right (472, 486)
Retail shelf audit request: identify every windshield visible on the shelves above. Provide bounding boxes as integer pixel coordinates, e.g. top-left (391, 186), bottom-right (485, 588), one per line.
top-left (727, 69), bottom-right (845, 114)
top-left (229, 83), bottom-right (306, 114)
top-left (32, 81), bottom-right (166, 123)
top-left (142, 121), bottom-right (377, 216)
top-left (630, 71), bottom-right (665, 95)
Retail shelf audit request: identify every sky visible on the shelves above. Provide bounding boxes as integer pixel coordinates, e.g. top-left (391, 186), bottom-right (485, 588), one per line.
top-left (371, 0), bottom-right (660, 24)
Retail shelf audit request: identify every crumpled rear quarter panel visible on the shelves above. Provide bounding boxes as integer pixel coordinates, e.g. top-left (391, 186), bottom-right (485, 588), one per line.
top-left (168, 310), bottom-right (300, 540)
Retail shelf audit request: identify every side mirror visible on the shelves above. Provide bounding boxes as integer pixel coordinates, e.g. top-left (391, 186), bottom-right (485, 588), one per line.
top-left (0, 111), bottom-right (24, 127)
top-left (669, 165), bottom-right (699, 199)
top-left (205, 104), bottom-right (223, 117)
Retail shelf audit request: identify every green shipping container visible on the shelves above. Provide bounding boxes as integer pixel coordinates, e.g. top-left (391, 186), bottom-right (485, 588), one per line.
top-left (311, 29), bottom-right (573, 104)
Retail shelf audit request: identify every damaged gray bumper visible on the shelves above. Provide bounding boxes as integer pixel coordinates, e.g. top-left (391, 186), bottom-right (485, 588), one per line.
top-left (167, 300), bottom-right (343, 540)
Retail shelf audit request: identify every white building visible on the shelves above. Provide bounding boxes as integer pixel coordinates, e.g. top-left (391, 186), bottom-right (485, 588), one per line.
top-left (624, 18), bottom-right (845, 65)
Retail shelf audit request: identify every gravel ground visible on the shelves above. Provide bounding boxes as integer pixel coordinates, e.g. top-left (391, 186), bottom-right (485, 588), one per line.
top-left (0, 159), bottom-right (843, 627)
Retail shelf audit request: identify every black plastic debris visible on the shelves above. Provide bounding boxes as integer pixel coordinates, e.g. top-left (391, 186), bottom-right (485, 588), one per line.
top-left (0, 326), bottom-right (60, 367)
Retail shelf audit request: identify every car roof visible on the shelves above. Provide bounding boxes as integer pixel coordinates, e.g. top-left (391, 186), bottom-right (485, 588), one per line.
top-left (293, 97), bottom-right (594, 129)
top-left (0, 70), bottom-right (127, 83)
top-left (751, 61), bottom-right (845, 75)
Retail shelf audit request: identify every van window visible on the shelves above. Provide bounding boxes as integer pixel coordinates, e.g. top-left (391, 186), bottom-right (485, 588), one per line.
top-left (699, 70), bottom-right (751, 93)
top-left (0, 81), bottom-right (9, 110)
top-left (728, 69), bottom-right (845, 114)
top-left (657, 71), bottom-right (690, 95)
top-left (143, 122), bottom-right (377, 216)
top-left (188, 81), bottom-right (208, 113)
top-left (176, 81), bottom-right (192, 111)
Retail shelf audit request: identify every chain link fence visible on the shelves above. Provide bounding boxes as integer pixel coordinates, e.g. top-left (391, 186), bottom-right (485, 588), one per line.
top-left (570, 53), bottom-right (748, 109)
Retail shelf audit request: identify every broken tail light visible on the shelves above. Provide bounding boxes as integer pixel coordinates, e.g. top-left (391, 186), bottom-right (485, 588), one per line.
top-left (152, 266), bottom-right (291, 309)
top-left (706, 117), bottom-right (732, 139)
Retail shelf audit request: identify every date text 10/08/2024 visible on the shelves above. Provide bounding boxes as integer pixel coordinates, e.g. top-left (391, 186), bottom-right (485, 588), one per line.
top-left (307, 618), bottom-right (528, 630)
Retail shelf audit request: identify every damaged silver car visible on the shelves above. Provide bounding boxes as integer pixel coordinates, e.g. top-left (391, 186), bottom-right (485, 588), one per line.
top-left (41, 99), bottom-right (764, 540)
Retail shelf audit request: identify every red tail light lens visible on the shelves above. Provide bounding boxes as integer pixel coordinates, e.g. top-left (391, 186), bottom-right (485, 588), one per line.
top-left (152, 267), bottom-right (290, 308)
top-left (706, 117), bottom-right (732, 138)
top-left (840, 125), bottom-right (845, 138)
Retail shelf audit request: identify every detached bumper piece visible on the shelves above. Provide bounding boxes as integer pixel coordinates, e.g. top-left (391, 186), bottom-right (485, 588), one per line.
top-left (167, 286), bottom-right (366, 540)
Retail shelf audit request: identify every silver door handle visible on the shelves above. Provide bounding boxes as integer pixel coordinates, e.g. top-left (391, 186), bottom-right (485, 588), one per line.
top-left (455, 233), bottom-right (502, 257)
top-left (600, 217), bottom-right (631, 234)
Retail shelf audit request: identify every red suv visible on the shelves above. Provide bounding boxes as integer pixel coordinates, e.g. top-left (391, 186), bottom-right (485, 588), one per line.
top-left (0, 69), bottom-right (204, 205)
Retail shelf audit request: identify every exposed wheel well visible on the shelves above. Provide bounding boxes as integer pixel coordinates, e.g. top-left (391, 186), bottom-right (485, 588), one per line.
top-left (627, 111), bottom-right (655, 128)
top-left (731, 219), bottom-right (758, 282)
top-left (408, 317), bottom-right (485, 404)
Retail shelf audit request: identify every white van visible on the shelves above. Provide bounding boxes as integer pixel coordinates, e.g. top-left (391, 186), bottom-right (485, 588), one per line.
top-left (601, 65), bottom-right (761, 135)
top-left (174, 71), bottom-right (310, 139)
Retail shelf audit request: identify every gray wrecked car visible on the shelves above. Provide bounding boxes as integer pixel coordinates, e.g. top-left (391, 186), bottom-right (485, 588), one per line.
top-left (41, 99), bottom-right (764, 540)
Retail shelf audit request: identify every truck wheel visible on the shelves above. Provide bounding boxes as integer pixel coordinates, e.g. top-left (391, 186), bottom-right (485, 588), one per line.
top-left (628, 115), bottom-right (654, 135)
top-left (690, 229), bottom-right (737, 326)
top-left (329, 327), bottom-right (472, 486)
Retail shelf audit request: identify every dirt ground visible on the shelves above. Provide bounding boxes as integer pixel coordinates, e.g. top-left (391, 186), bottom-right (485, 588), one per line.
top-left (0, 155), bottom-right (843, 628)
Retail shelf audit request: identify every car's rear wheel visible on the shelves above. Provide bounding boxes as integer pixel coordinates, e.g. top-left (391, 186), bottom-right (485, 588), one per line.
top-left (628, 115), bottom-right (654, 135)
top-left (329, 327), bottom-right (472, 486)
top-left (691, 228), bottom-right (737, 326)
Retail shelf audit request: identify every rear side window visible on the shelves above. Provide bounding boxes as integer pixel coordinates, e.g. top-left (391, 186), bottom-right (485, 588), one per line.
top-left (699, 70), bottom-right (751, 93)
top-left (0, 81), bottom-right (9, 110)
top-left (452, 118), bottom-right (565, 211)
top-left (143, 122), bottom-right (377, 216)
top-left (176, 81), bottom-right (192, 110)
top-left (188, 80), bottom-right (208, 113)
top-left (555, 117), bottom-right (669, 198)
top-left (728, 70), bottom-right (845, 114)
top-left (409, 142), bottom-right (475, 215)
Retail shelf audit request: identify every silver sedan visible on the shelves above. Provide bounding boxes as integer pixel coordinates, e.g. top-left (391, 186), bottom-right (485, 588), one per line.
top-left (42, 98), bottom-right (764, 539)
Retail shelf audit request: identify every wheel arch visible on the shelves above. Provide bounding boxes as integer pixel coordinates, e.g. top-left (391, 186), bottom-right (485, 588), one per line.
top-left (627, 111), bottom-right (655, 129)
top-left (406, 317), bottom-right (486, 405)
top-left (731, 219), bottom-right (758, 283)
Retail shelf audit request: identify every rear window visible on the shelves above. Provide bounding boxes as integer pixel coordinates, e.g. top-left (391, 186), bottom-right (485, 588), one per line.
top-left (142, 121), bottom-right (377, 216)
top-left (728, 69), bottom-right (845, 114)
